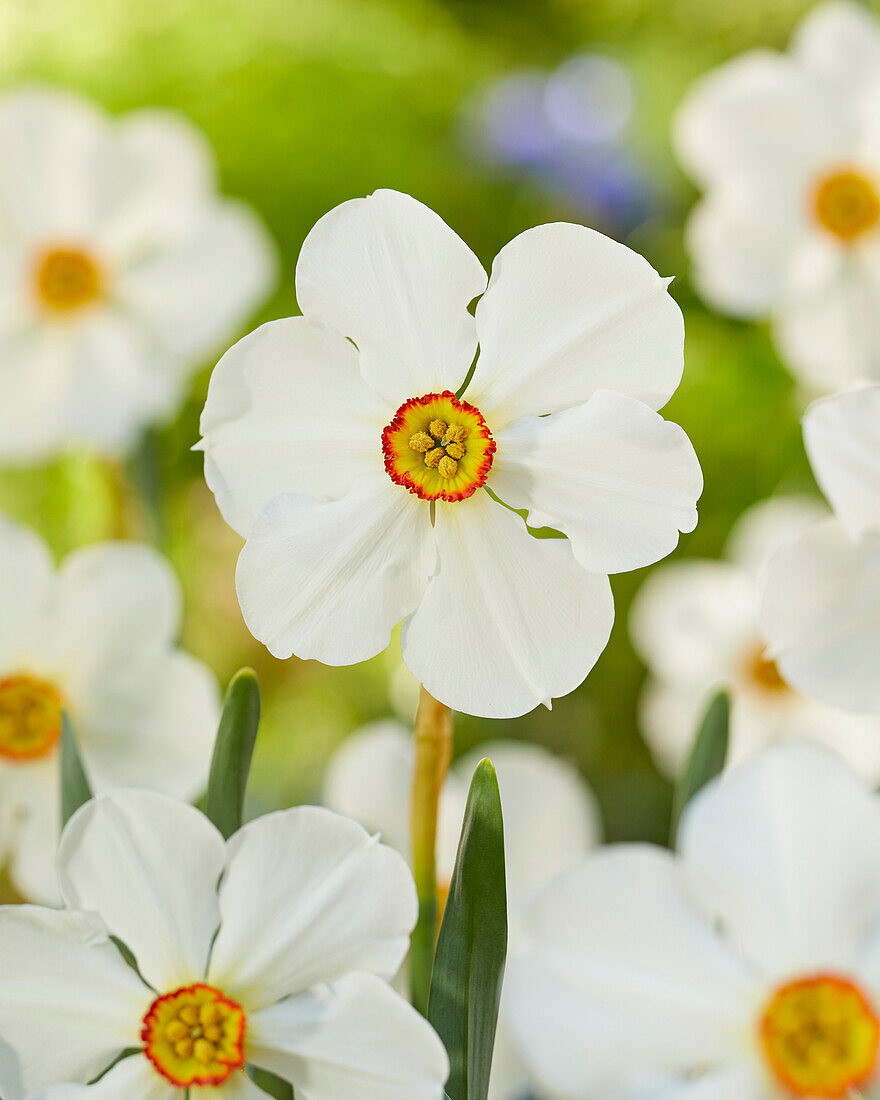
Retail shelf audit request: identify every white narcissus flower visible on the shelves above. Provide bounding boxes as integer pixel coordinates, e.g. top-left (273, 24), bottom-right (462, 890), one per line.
top-left (762, 384), bottom-right (880, 714)
top-left (0, 514), bottom-right (219, 903)
top-left (675, 1), bottom-right (880, 394)
top-left (0, 86), bottom-right (276, 461)
top-left (324, 722), bottom-right (601, 1100)
top-left (631, 494), bottom-right (880, 781)
top-left (199, 188), bottom-right (702, 719)
top-left (506, 742), bottom-right (880, 1100)
top-left (0, 790), bottom-right (449, 1100)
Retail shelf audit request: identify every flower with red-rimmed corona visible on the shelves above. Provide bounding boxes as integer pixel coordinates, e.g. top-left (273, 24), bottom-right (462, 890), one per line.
top-left (504, 742), bottom-right (880, 1100)
top-left (0, 789), bottom-right (448, 1100)
top-left (0, 85), bottom-right (275, 462)
top-left (675, 1), bottom-right (880, 395)
top-left (199, 188), bottom-right (701, 718)
top-left (0, 513), bottom-right (219, 904)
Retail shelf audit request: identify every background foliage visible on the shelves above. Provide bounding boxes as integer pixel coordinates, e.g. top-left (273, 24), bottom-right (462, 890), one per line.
top-left (0, 0), bottom-right (834, 843)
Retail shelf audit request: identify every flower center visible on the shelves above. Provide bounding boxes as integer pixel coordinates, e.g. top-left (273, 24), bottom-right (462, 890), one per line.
top-left (746, 645), bottom-right (791, 695)
top-left (142, 984), bottom-right (247, 1088)
top-left (0, 675), bottom-right (63, 761)
top-left (812, 169), bottom-right (880, 242)
top-left (382, 392), bottom-right (496, 502)
top-left (34, 246), bottom-right (103, 311)
top-left (760, 974), bottom-right (880, 1097)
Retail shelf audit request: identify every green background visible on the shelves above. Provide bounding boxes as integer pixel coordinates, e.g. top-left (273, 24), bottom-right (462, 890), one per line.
top-left (0, 0), bottom-right (837, 843)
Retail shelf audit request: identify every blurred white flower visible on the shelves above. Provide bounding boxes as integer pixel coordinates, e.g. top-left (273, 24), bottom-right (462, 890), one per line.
top-left (0, 86), bottom-right (276, 462)
top-left (0, 514), bottom-right (219, 902)
top-left (762, 384), bottom-right (880, 713)
top-left (324, 721), bottom-right (601, 1100)
top-left (631, 494), bottom-right (880, 780)
top-left (676, 1), bottom-right (880, 394)
top-left (199, 188), bottom-right (701, 719)
top-left (507, 742), bottom-right (880, 1100)
top-left (0, 790), bottom-right (448, 1099)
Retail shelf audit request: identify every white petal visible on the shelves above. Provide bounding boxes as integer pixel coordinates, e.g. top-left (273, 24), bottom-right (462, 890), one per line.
top-left (247, 971), bottom-right (449, 1100)
top-left (673, 51), bottom-right (842, 188)
top-left (210, 806), bottom-right (417, 1009)
top-left (724, 494), bottom-right (829, 579)
top-left (0, 905), bottom-right (151, 1100)
top-left (117, 198), bottom-right (276, 363)
top-left (505, 846), bottom-right (754, 1099)
top-left (27, 1055), bottom-right (178, 1100)
top-left (490, 391), bottom-right (701, 575)
top-left (200, 317), bottom-right (388, 537)
top-left (295, 189), bottom-right (486, 404)
top-left (630, 560), bottom-right (758, 689)
top-left (761, 517), bottom-right (880, 712)
top-left (638, 680), bottom-right (710, 779)
top-left (680, 742), bottom-right (880, 977)
top-left (192, 1070), bottom-right (272, 1099)
top-left (605, 1063), bottom-right (769, 1100)
top-left (773, 249), bottom-right (880, 394)
top-left (402, 493), bottom-right (614, 718)
top-left (78, 650), bottom-right (219, 801)
top-left (235, 475), bottom-right (435, 664)
top-left (802, 385), bottom-right (880, 539)
top-left (42, 542), bottom-right (180, 683)
top-left (0, 514), bottom-right (53, 669)
top-left (469, 223), bottom-right (684, 428)
top-left (792, 0), bottom-right (880, 102)
top-left (6, 758), bottom-right (62, 904)
top-left (456, 740), bottom-right (601, 903)
top-left (57, 790), bottom-right (226, 991)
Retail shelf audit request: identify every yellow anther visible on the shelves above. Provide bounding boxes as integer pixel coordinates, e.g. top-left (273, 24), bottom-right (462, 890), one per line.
top-left (428, 419), bottom-right (448, 441)
top-left (204, 1025), bottom-right (223, 1042)
top-left (438, 455), bottom-right (458, 479)
top-left (200, 1003), bottom-right (221, 1026)
top-left (179, 1005), bottom-right (200, 1026)
top-left (424, 447), bottom-right (444, 469)
top-left (194, 1038), bottom-right (216, 1064)
top-left (174, 1038), bottom-right (194, 1058)
top-left (165, 1021), bottom-right (189, 1043)
top-left (408, 432), bottom-right (434, 453)
top-left (444, 424), bottom-right (467, 444)
top-left (445, 441), bottom-right (465, 460)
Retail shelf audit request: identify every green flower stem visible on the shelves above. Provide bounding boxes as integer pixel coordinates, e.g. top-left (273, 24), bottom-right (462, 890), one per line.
top-left (409, 685), bottom-right (453, 1016)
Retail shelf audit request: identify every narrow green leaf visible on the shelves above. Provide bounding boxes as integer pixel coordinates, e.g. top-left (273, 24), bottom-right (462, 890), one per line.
top-left (671, 691), bottom-right (730, 844)
top-left (247, 1065), bottom-right (293, 1098)
top-left (61, 711), bottom-right (93, 827)
top-left (428, 759), bottom-right (507, 1100)
top-left (205, 669), bottom-right (261, 839)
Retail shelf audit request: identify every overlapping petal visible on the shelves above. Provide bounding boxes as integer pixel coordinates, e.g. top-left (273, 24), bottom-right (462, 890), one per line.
top-left (0, 906), bottom-right (150, 1100)
top-left (247, 971), bottom-right (449, 1100)
top-left (236, 475), bottom-right (435, 664)
top-left (0, 515), bottom-right (53, 669)
top-left (210, 806), bottom-right (416, 1009)
top-left (28, 1056), bottom-right (178, 1100)
top-left (295, 189), bottom-right (486, 404)
top-left (469, 223), bottom-right (684, 427)
top-left (792, 0), bottom-right (880, 102)
top-left (402, 492), bottom-right (614, 718)
top-left (200, 317), bottom-right (388, 536)
top-left (680, 742), bottom-right (880, 977)
top-left (490, 390), bottom-right (701, 575)
top-left (57, 791), bottom-right (226, 992)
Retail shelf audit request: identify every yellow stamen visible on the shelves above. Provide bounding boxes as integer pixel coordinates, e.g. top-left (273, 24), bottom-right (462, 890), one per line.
top-left (428, 419), bottom-right (448, 441)
top-left (446, 441), bottom-right (465, 460)
top-left (813, 169), bottom-right (880, 242)
top-left (438, 455), bottom-right (458, 479)
top-left (408, 432), bottom-right (434, 453)
top-left (34, 246), bottom-right (103, 311)
top-left (425, 447), bottom-right (444, 469)
top-left (0, 675), bottom-right (63, 761)
top-left (143, 984), bottom-right (247, 1088)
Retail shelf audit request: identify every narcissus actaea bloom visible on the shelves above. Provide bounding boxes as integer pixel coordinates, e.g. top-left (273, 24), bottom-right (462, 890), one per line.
top-left (0, 790), bottom-right (448, 1099)
top-left (324, 722), bottom-right (601, 1100)
top-left (0, 86), bottom-right (275, 461)
top-left (199, 188), bottom-right (702, 718)
top-left (0, 515), bottom-right (219, 902)
top-left (676, 1), bottom-right (880, 393)
top-left (762, 385), bottom-right (880, 714)
top-left (631, 495), bottom-right (880, 781)
top-left (506, 742), bottom-right (880, 1100)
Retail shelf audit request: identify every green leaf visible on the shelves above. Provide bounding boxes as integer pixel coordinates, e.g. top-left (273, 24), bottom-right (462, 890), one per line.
top-left (247, 1065), bottom-right (293, 1098)
top-left (61, 711), bottom-right (93, 828)
top-left (670, 691), bottom-right (730, 844)
top-left (428, 759), bottom-right (507, 1100)
top-left (205, 669), bottom-right (261, 839)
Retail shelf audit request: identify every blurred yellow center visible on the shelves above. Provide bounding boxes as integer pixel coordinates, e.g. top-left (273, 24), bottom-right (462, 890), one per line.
top-left (382, 392), bottom-right (496, 502)
top-left (747, 647), bottom-right (790, 695)
top-left (34, 246), bottom-right (103, 311)
top-left (0, 675), bottom-right (63, 761)
top-left (813, 170), bottom-right (880, 241)
top-left (142, 984), bottom-right (247, 1087)
top-left (760, 975), bottom-right (879, 1097)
